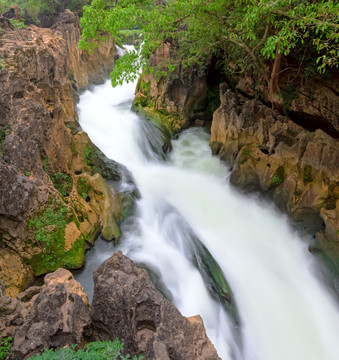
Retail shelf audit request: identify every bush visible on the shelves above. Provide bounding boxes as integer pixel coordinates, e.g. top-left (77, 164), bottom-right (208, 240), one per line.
top-left (0, 337), bottom-right (12, 360)
top-left (28, 339), bottom-right (143, 360)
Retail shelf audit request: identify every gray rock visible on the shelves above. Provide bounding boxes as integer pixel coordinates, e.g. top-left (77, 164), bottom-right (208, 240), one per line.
top-left (90, 251), bottom-right (220, 359)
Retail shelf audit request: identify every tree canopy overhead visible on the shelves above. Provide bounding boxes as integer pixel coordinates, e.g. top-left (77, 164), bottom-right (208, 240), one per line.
top-left (79, 0), bottom-right (339, 98)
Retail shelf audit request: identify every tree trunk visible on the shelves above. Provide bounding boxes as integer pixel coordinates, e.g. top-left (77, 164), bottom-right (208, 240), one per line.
top-left (268, 48), bottom-right (282, 106)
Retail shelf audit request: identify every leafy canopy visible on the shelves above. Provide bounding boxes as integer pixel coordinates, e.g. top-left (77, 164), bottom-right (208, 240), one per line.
top-left (79, 0), bottom-right (339, 86)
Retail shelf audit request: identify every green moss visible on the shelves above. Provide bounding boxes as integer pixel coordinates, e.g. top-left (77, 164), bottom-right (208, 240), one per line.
top-left (77, 178), bottom-right (91, 200)
top-left (0, 337), bottom-right (12, 360)
top-left (51, 172), bottom-right (73, 197)
top-left (303, 165), bottom-right (313, 184)
top-left (28, 338), bottom-right (143, 360)
top-left (271, 166), bottom-right (285, 187)
top-left (243, 149), bottom-right (251, 156)
top-left (26, 202), bottom-right (88, 275)
top-left (84, 145), bottom-right (95, 168)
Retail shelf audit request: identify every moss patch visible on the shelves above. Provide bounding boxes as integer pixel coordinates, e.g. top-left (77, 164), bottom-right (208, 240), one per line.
top-left (77, 178), bottom-right (91, 200)
top-left (303, 165), bottom-right (313, 184)
top-left (26, 202), bottom-right (87, 275)
top-left (271, 166), bottom-right (285, 187)
top-left (51, 172), bottom-right (73, 197)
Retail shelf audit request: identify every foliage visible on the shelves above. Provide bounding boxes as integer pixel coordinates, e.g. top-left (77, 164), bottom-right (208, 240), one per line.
top-left (28, 339), bottom-right (143, 360)
top-left (83, 144), bottom-right (94, 168)
top-left (51, 172), bottom-right (73, 197)
top-left (0, 0), bottom-right (88, 23)
top-left (271, 166), bottom-right (285, 187)
top-left (77, 178), bottom-right (91, 200)
top-left (0, 337), bottom-right (12, 360)
top-left (27, 201), bottom-right (89, 275)
top-left (79, 0), bottom-right (339, 90)
top-left (28, 204), bottom-right (68, 249)
top-left (303, 165), bottom-right (313, 184)
top-left (9, 18), bottom-right (26, 28)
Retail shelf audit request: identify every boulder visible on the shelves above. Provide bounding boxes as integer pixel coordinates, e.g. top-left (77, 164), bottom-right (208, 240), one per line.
top-left (8, 268), bottom-right (90, 360)
top-left (90, 251), bottom-right (220, 359)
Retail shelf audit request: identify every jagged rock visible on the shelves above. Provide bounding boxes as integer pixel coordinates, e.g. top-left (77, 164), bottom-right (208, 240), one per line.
top-left (210, 83), bottom-right (339, 283)
top-left (0, 280), bottom-right (37, 339)
top-left (77, 173), bottom-right (122, 242)
top-left (134, 42), bottom-right (208, 134)
top-left (52, 10), bottom-right (116, 90)
top-left (0, 250), bottom-right (34, 297)
top-left (90, 251), bottom-right (220, 359)
top-left (8, 269), bottom-right (90, 360)
top-left (0, 12), bottom-right (123, 288)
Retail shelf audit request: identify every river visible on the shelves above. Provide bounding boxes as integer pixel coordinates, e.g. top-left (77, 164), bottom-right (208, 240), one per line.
top-left (75, 71), bottom-right (339, 359)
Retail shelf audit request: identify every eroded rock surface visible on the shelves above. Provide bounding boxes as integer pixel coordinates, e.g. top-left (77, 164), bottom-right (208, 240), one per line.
top-left (8, 269), bottom-right (90, 360)
top-left (133, 42), bottom-right (208, 134)
top-left (0, 13), bottom-right (125, 291)
top-left (210, 83), bottom-right (339, 279)
top-left (90, 251), bottom-right (220, 359)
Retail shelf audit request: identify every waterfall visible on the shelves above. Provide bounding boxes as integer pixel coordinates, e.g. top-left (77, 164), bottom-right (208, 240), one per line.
top-left (76, 75), bottom-right (339, 360)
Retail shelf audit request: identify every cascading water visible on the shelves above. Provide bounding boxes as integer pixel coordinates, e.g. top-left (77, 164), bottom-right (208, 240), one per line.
top-left (76, 68), bottom-right (339, 359)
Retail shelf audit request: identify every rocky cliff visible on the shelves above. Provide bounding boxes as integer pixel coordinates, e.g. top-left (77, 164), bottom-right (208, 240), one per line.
top-left (132, 42), bottom-right (209, 134)
top-left (0, 12), bottom-right (127, 297)
top-left (210, 83), bottom-right (339, 283)
top-left (3, 253), bottom-right (220, 359)
top-left (133, 44), bottom-right (339, 286)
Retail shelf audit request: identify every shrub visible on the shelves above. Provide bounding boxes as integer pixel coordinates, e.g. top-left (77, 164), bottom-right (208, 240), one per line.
top-left (51, 172), bottom-right (73, 197)
top-left (0, 337), bottom-right (12, 360)
top-left (28, 339), bottom-right (143, 360)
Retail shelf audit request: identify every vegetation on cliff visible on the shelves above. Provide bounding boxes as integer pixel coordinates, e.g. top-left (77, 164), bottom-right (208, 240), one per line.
top-left (80, 0), bottom-right (338, 102)
top-left (0, 0), bottom-right (89, 25)
top-left (28, 339), bottom-right (143, 360)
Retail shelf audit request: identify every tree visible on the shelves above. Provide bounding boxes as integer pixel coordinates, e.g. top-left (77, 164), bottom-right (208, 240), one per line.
top-left (79, 0), bottom-right (339, 102)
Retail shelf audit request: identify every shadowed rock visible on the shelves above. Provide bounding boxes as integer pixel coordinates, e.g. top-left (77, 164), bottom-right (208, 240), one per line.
top-left (8, 269), bottom-right (90, 360)
top-left (90, 251), bottom-right (220, 359)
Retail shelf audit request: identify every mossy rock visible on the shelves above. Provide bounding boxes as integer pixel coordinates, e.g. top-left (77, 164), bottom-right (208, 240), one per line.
top-left (192, 238), bottom-right (238, 324)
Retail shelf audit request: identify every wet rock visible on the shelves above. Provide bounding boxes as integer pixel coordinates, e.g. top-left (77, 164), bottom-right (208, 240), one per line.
top-left (90, 251), bottom-right (220, 359)
top-left (8, 269), bottom-right (90, 360)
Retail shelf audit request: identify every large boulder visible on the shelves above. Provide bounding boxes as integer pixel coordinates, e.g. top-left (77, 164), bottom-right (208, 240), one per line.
top-left (90, 251), bottom-right (220, 359)
top-left (8, 268), bottom-right (90, 360)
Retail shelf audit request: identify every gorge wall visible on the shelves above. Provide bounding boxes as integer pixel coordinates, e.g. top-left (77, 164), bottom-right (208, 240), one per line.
top-left (134, 43), bottom-right (339, 287)
top-left (0, 11), bottom-right (127, 297)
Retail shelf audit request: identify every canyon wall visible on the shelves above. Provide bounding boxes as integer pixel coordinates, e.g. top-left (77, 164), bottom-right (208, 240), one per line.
top-left (0, 12), bottom-right (126, 297)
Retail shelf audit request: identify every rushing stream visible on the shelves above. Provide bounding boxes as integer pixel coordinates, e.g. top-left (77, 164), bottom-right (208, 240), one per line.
top-left (75, 69), bottom-right (339, 359)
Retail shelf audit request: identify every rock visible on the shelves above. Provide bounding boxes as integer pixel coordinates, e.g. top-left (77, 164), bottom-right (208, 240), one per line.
top-left (133, 42), bottom-right (208, 134)
top-left (0, 249), bottom-right (34, 297)
top-left (52, 10), bottom-right (116, 90)
top-left (210, 83), bottom-right (339, 273)
top-left (77, 173), bottom-right (122, 242)
top-left (0, 11), bottom-right (127, 290)
top-left (90, 251), bottom-right (220, 359)
top-left (8, 269), bottom-right (90, 360)
top-left (0, 280), bottom-right (35, 339)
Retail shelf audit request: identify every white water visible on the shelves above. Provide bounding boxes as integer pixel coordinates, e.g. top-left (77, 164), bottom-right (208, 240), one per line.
top-left (77, 77), bottom-right (339, 359)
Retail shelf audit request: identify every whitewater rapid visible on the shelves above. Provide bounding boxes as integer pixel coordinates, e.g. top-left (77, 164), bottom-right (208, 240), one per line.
top-left (76, 76), bottom-right (339, 360)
